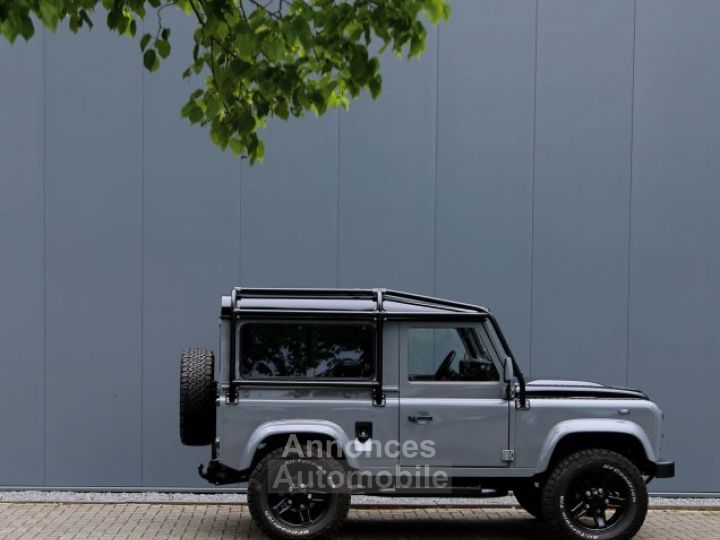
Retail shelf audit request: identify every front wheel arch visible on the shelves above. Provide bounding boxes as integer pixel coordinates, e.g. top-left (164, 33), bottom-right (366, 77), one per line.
top-left (546, 432), bottom-right (653, 476)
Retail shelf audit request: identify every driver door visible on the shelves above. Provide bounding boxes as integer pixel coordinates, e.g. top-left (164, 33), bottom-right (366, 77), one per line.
top-left (398, 321), bottom-right (511, 469)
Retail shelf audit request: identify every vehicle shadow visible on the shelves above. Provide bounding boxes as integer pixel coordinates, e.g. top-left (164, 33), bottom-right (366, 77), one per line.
top-left (337, 511), bottom-right (555, 539)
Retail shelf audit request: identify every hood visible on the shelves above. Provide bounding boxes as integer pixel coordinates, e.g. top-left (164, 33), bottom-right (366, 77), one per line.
top-left (524, 379), bottom-right (649, 400)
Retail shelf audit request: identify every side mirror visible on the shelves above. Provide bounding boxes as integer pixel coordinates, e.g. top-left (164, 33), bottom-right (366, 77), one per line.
top-left (503, 356), bottom-right (514, 382)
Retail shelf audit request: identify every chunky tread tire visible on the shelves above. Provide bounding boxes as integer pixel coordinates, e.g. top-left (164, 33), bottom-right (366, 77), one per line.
top-left (542, 449), bottom-right (648, 540)
top-left (513, 483), bottom-right (544, 520)
top-left (179, 348), bottom-right (216, 446)
top-left (248, 447), bottom-right (350, 540)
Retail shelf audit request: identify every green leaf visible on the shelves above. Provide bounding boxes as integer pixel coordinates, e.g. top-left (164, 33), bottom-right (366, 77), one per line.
top-left (69, 15), bottom-right (80, 33)
top-left (229, 59), bottom-right (250, 77)
top-left (156, 39), bottom-right (171, 59)
top-left (205, 95), bottom-right (222, 119)
top-left (127, 19), bottom-right (137, 38)
top-left (18, 16), bottom-right (34, 40)
top-left (175, 0), bottom-right (193, 14)
top-left (216, 21), bottom-right (229, 40)
top-left (254, 140), bottom-right (265, 163)
top-left (140, 33), bottom-right (151, 52)
top-left (263, 34), bottom-right (285, 63)
top-left (38, 3), bottom-right (59, 31)
top-left (368, 75), bottom-right (382, 99)
top-left (236, 111), bottom-right (256, 133)
top-left (409, 32), bottom-right (425, 57)
top-left (350, 51), bottom-right (369, 80)
top-left (143, 49), bottom-right (159, 72)
top-left (188, 106), bottom-right (204, 123)
top-left (1, 18), bottom-right (20, 43)
top-left (234, 31), bottom-right (256, 61)
top-left (422, 0), bottom-right (445, 24)
top-left (79, 10), bottom-right (94, 29)
top-left (229, 138), bottom-right (245, 156)
top-left (106, 9), bottom-right (120, 30)
top-left (182, 99), bottom-right (204, 123)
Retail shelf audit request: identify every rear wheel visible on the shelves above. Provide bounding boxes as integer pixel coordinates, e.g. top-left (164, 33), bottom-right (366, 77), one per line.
top-left (179, 348), bottom-right (216, 446)
top-left (542, 449), bottom-right (648, 540)
top-left (248, 447), bottom-right (350, 540)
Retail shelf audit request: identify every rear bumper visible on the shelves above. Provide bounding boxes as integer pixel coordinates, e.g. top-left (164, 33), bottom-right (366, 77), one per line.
top-left (198, 460), bottom-right (249, 485)
top-left (650, 460), bottom-right (676, 479)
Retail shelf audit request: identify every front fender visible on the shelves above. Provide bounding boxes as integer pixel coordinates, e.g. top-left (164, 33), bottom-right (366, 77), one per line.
top-left (238, 419), bottom-right (357, 471)
top-left (536, 418), bottom-right (658, 474)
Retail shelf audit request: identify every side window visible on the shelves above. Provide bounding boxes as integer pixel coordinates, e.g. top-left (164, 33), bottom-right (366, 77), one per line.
top-left (408, 326), bottom-right (499, 382)
top-left (240, 322), bottom-right (374, 379)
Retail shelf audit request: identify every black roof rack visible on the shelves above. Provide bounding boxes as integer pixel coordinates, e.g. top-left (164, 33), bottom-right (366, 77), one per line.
top-left (227, 287), bottom-right (489, 316)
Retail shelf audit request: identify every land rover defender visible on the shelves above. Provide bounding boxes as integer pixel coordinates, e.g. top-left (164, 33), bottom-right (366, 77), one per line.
top-left (179, 288), bottom-right (674, 540)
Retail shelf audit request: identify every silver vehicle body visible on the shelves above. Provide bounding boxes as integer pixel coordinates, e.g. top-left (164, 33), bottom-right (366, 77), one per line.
top-left (201, 288), bottom-right (673, 491)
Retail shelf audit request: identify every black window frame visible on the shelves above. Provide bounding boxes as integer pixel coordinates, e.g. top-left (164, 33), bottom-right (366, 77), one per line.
top-left (236, 317), bottom-right (378, 382)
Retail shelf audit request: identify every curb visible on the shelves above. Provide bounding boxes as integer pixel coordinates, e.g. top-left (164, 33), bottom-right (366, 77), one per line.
top-left (1, 500), bottom-right (719, 512)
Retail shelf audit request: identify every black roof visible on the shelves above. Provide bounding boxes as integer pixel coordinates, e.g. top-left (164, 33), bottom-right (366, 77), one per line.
top-left (221, 288), bottom-right (489, 318)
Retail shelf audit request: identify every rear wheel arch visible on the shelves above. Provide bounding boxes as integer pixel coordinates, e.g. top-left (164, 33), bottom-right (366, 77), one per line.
top-left (251, 432), bottom-right (348, 471)
top-left (239, 421), bottom-right (357, 472)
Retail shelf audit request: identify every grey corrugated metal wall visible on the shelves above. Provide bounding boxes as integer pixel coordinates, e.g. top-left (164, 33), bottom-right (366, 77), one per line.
top-left (0, 0), bottom-right (718, 493)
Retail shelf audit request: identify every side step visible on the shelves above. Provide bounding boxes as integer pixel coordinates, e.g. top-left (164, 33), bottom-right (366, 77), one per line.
top-left (352, 487), bottom-right (509, 498)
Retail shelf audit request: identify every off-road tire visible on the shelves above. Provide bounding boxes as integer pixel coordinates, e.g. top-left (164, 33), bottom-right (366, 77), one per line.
top-left (513, 482), bottom-right (544, 520)
top-left (248, 447), bottom-right (350, 540)
top-left (542, 449), bottom-right (648, 540)
top-left (179, 348), bottom-right (216, 446)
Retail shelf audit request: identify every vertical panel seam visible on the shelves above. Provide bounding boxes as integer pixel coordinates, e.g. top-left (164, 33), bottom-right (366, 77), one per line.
top-left (42, 26), bottom-right (47, 487)
top-left (336, 110), bottom-right (341, 287)
top-left (240, 160), bottom-right (245, 287)
top-left (626, 0), bottom-right (638, 387)
top-left (433, 25), bottom-right (440, 296)
top-left (529, 0), bottom-right (539, 378)
top-left (140, 21), bottom-right (145, 486)
top-left (238, 124), bottom-right (244, 283)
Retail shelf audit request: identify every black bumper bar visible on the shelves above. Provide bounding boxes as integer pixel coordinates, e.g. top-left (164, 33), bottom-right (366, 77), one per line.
top-left (651, 461), bottom-right (676, 479)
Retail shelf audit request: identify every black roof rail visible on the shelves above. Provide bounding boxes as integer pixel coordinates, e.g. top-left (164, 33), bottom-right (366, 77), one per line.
top-left (230, 287), bottom-right (487, 315)
top-left (382, 289), bottom-right (488, 314)
top-left (233, 287), bottom-right (378, 300)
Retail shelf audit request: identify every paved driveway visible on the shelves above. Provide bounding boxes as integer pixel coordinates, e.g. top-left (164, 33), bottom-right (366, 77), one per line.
top-left (0, 503), bottom-right (717, 539)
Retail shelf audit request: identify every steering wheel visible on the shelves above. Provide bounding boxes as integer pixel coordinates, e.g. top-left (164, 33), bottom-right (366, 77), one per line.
top-left (434, 350), bottom-right (456, 380)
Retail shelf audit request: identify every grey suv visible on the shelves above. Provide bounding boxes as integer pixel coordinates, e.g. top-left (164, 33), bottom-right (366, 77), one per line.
top-left (180, 288), bottom-right (674, 540)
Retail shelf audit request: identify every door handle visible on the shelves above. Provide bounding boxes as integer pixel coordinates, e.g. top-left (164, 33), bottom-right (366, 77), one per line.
top-left (408, 415), bottom-right (433, 424)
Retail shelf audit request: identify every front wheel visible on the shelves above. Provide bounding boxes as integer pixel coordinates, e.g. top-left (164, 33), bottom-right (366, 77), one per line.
top-left (248, 447), bottom-right (350, 540)
top-left (542, 449), bottom-right (648, 540)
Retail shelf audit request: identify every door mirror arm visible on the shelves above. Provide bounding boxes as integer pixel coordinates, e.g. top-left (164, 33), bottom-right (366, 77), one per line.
top-left (486, 314), bottom-right (528, 409)
top-left (503, 356), bottom-right (515, 400)
top-left (503, 356), bottom-right (514, 383)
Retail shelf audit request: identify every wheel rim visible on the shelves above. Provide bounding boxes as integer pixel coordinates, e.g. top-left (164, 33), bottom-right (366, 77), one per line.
top-left (267, 487), bottom-right (333, 527)
top-left (563, 467), bottom-right (633, 532)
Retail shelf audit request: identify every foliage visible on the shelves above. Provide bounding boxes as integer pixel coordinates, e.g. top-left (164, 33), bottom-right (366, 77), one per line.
top-left (0, 0), bottom-right (450, 162)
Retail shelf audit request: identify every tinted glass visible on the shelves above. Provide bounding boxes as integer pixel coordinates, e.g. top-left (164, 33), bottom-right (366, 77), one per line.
top-left (408, 327), bottom-right (499, 382)
top-left (240, 322), bottom-right (374, 379)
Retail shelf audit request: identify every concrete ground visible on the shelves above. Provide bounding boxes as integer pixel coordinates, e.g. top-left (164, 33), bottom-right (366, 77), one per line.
top-left (0, 503), bottom-right (718, 540)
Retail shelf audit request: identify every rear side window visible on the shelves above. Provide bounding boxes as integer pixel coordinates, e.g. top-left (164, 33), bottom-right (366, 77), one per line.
top-left (240, 322), bottom-right (375, 379)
